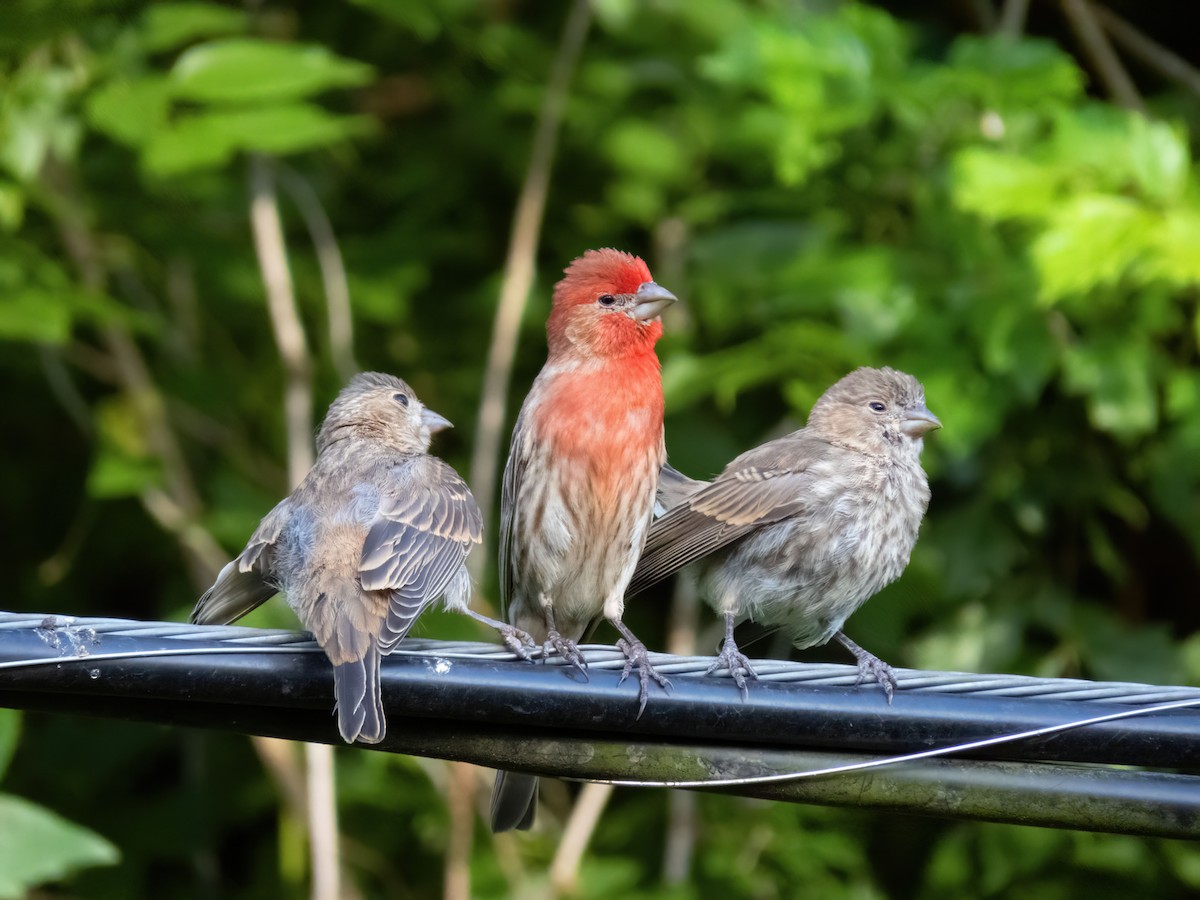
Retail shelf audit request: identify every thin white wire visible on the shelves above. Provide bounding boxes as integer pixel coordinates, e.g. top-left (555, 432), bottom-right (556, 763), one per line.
top-left (584, 697), bottom-right (1200, 788)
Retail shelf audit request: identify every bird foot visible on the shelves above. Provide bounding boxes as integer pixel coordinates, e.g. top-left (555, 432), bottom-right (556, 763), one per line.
top-left (497, 624), bottom-right (537, 661)
top-left (704, 638), bottom-right (758, 700)
top-left (617, 637), bottom-right (672, 718)
top-left (542, 628), bottom-right (588, 675)
top-left (835, 632), bottom-right (897, 704)
top-left (851, 650), bottom-right (897, 704)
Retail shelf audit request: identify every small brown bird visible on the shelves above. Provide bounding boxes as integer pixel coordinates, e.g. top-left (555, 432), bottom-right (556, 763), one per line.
top-left (630, 367), bottom-right (940, 700)
top-left (190, 372), bottom-right (523, 744)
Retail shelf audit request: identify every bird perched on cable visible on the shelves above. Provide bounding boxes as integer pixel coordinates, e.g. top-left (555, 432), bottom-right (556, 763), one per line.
top-left (630, 367), bottom-right (940, 701)
top-left (191, 372), bottom-right (524, 744)
top-left (490, 248), bottom-right (678, 832)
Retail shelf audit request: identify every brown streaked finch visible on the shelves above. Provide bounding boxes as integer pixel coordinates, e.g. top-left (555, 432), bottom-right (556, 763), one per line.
top-left (191, 372), bottom-right (527, 744)
top-left (630, 366), bottom-right (940, 701)
top-left (490, 248), bottom-right (678, 832)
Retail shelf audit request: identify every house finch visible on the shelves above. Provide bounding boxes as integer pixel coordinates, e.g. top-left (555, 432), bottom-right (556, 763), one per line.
top-left (191, 372), bottom-right (521, 744)
top-left (490, 248), bottom-right (677, 832)
top-left (630, 367), bottom-right (940, 701)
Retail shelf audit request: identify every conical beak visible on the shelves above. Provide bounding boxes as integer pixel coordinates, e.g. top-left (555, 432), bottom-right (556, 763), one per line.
top-left (421, 408), bottom-right (453, 433)
top-left (901, 404), bottom-right (941, 437)
top-left (631, 282), bottom-right (678, 322)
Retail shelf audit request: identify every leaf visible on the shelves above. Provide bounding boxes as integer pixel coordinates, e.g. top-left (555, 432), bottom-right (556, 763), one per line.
top-left (1062, 337), bottom-right (1159, 439)
top-left (139, 2), bottom-right (248, 53)
top-left (143, 104), bottom-right (375, 175)
top-left (952, 148), bottom-right (1061, 221)
top-left (1144, 207), bottom-right (1200, 285)
top-left (1032, 194), bottom-right (1155, 302)
top-left (0, 291), bottom-right (72, 344)
top-left (0, 710), bottom-right (18, 780)
top-left (85, 77), bottom-right (173, 147)
top-left (171, 39), bottom-right (374, 104)
top-left (1127, 115), bottom-right (1190, 205)
top-left (0, 794), bottom-right (118, 898)
top-left (0, 181), bottom-right (22, 231)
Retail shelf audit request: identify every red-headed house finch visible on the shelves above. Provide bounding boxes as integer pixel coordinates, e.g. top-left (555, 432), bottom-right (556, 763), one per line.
top-left (490, 248), bottom-right (678, 832)
top-left (630, 367), bottom-right (940, 701)
top-left (191, 372), bottom-right (525, 744)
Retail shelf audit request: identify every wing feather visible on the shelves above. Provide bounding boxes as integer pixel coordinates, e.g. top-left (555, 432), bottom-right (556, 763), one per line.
top-left (359, 458), bottom-right (483, 651)
top-left (628, 433), bottom-right (828, 595)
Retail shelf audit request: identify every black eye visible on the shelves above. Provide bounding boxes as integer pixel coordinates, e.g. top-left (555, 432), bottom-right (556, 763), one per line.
top-left (868, 401), bottom-right (886, 412)
top-left (598, 294), bottom-right (616, 307)
top-left (393, 392), bottom-right (409, 407)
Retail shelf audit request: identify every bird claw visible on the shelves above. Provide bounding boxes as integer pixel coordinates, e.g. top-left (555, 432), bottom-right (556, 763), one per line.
top-left (616, 637), bottom-right (672, 718)
top-left (852, 652), bottom-right (897, 705)
top-left (704, 638), bottom-right (758, 701)
top-left (542, 628), bottom-right (588, 675)
top-left (498, 625), bottom-right (537, 661)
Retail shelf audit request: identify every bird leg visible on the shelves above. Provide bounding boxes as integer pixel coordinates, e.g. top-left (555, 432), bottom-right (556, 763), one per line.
top-left (539, 600), bottom-right (588, 674)
top-left (612, 618), bottom-right (671, 718)
top-left (704, 612), bottom-right (758, 700)
top-left (461, 609), bottom-right (537, 661)
top-left (834, 631), bottom-right (897, 704)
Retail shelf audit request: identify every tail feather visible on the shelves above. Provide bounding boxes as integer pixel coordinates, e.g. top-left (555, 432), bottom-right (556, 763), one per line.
top-left (334, 647), bottom-right (385, 744)
top-left (491, 771), bottom-right (538, 832)
top-left (190, 560), bottom-right (277, 625)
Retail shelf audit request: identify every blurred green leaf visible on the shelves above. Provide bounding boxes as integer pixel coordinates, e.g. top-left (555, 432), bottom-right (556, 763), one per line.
top-left (85, 77), bottom-right (172, 147)
top-left (139, 2), bottom-right (248, 53)
top-left (0, 794), bottom-right (118, 898)
top-left (143, 104), bottom-right (375, 175)
top-left (171, 39), bottom-right (374, 104)
top-left (952, 148), bottom-right (1060, 221)
top-left (0, 291), bottom-right (71, 343)
top-left (0, 711), bottom-right (18, 781)
top-left (1033, 195), bottom-right (1155, 302)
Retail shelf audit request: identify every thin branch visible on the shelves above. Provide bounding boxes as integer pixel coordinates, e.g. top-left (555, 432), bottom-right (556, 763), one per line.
top-left (467, 0), bottom-right (594, 573)
top-left (248, 153), bottom-right (339, 900)
top-left (997, 0), bottom-right (1030, 38)
top-left (248, 154), bottom-right (315, 484)
top-left (549, 782), bottom-right (614, 896)
top-left (276, 164), bottom-right (359, 381)
top-left (1060, 0), bottom-right (1145, 112)
top-left (443, 762), bottom-right (475, 900)
top-left (306, 743), bottom-right (341, 900)
top-left (1093, 3), bottom-right (1200, 99)
top-left (45, 155), bottom-right (316, 881)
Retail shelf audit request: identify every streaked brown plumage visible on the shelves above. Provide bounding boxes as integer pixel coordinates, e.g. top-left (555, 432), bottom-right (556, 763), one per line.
top-left (490, 248), bottom-right (677, 833)
top-left (630, 367), bottom-right (940, 700)
top-left (190, 372), bottom-right (517, 744)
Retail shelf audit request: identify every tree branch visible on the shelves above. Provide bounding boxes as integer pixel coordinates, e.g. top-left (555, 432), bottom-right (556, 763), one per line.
top-left (1060, 0), bottom-right (1145, 112)
top-left (466, 0), bottom-right (593, 564)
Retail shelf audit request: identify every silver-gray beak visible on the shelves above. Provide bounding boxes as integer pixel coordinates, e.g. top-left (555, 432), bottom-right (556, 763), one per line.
top-left (631, 281), bottom-right (678, 322)
top-left (421, 408), bottom-right (453, 433)
top-left (901, 404), bottom-right (941, 437)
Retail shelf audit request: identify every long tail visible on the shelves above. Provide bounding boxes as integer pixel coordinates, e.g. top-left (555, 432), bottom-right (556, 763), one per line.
top-left (491, 771), bottom-right (538, 832)
top-left (333, 646), bottom-right (385, 744)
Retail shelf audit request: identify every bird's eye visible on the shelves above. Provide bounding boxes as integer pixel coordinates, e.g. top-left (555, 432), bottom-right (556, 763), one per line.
top-left (598, 294), bottom-right (616, 307)
top-left (868, 401), bottom-right (886, 412)
top-left (393, 392), bottom-right (410, 407)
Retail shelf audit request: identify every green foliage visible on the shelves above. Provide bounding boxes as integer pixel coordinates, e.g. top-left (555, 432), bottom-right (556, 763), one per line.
top-left (2, 0), bottom-right (1199, 896)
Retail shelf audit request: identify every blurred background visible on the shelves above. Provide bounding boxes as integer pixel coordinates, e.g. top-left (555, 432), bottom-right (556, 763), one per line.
top-left (2, 0), bottom-right (1200, 896)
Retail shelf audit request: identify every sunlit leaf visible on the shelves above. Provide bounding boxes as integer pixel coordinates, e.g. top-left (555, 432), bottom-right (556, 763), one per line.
top-left (85, 77), bottom-right (172, 147)
top-left (139, 2), bottom-right (248, 53)
top-left (171, 39), bottom-right (374, 104)
top-left (142, 104), bottom-right (375, 175)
